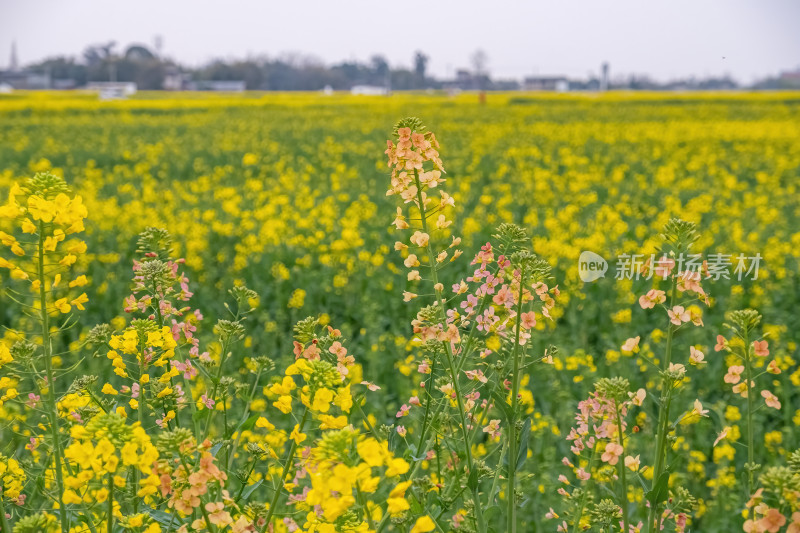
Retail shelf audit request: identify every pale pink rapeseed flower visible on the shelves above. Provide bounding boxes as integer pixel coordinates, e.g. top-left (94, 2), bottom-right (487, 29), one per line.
top-left (761, 390), bottom-right (781, 410)
top-left (621, 336), bottom-right (640, 352)
top-left (753, 340), bottom-right (769, 357)
top-left (601, 442), bottom-right (623, 465)
top-left (667, 305), bottom-right (690, 326)
top-left (689, 346), bottom-right (705, 365)
top-left (483, 419), bottom-right (501, 439)
top-left (638, 289), bottom-right (666, 309)
top-left (724, 365), bottom-right (744, 384)
top-left (714, 335), bottom-right (727, 352)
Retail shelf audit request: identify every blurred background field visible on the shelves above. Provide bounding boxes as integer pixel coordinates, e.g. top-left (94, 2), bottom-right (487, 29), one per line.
top-left (1, 90), bottom-right (800, 527)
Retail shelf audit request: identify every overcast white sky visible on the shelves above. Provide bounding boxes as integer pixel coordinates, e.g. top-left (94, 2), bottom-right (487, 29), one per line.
top-left (1, 0), bottom-right (798, 82)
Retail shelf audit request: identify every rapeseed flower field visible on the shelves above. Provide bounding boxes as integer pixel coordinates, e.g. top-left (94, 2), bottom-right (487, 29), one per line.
top-left (0, 91), bottom-right (799, 532)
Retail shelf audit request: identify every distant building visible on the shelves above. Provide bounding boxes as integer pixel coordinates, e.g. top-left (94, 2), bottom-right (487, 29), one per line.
top-left (601, 62), bottom-right (609, 92)
top-left (85, 82), bottom-right (138, 100)
top-left (441, 70), bottom-right (475, 91)
top-left (163, 66), bottom-right (190, 90)
top-left (350, 85), bottom-right (388, 95)
top-left (53, 79), bottom-right (77, 90)
top-left (523, 76), bottom-right (569, 92)
top-left (0, 41), bottom-right (53, 89)
top-left (779, 70), bottom-right (800, 89)
top-left (188, 80), bottom-right (246, 92)
top-left (0, 70), bottom-right (51, 89)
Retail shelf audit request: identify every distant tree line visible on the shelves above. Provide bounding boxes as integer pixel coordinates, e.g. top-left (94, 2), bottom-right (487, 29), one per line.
top-left (28, 42), bottom-right (168, 89)
top-left (25, 42), bottom-right (447, 91)
top-left (191, 52), bottom-right (434, 91)
top-left (21, 41), bottom-right (794, 91)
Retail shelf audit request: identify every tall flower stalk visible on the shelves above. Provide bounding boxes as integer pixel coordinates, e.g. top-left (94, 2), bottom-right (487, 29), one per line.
top-left (643, 219), bottom-right (706, 533)
top-left (559, 377), bottom-right (639, 533)
top-left (386, 118), bottom-right (491, 530)
top-left (409, 162), bottom-right (487, 532)
top-left (716, 309), bottom-right (781, 497)
top-left (645, 276), bottom-right (679, 533)
top-left (553, 219), bottom-right (709, 532)
top-left (37, 219), bottom-right (69, 533)
top-left (385, 118), bottom-right (559, 532)
top-left (0, 173), bottom-right (89, 533)
top-left (505, 249), bottom-right (552, 532)
top-left (506, 262), bottom-right (527, 533)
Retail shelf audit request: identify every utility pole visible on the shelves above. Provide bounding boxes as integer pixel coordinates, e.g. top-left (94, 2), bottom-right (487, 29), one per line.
top-left (9, 40), bottom-right (19, 71)
top-left (601, 62), bottom-right (609, 91)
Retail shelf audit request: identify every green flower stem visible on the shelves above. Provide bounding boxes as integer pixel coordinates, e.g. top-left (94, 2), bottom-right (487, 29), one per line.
top-left (201, 334), bottom-right (233, 441)
top-left (226, 367), bottom-right (264, 476)
top-left (262, 407), bottom-right (309, 532)
top-left (487, 440), bottom-right (507, 507)
top-left (397, 265), bottom-right (502, 501)
top-left (647, 278), bottom-right (678, 533)
top-left (355, 400), bottom-right (380, 441)
top-left (106, 473), bottom-right (114, 533)
top-left (414, 356), bottom-right (438, 455)
top-left (234, 460), bottom-right (257, 502)
top-left (221, 366), bottom-right (264, 505)
top-left (182, 375), bottom-right (201, 438)
top-left (378, 175), bottom-right (507, 533)
top-left (151, 282), bottom-right (181, 428)
top-left (506, 271), bottom-right (527, 533)
top-left (432, 519), bottom-right (447, 533)
top-left (615, 399), bottom-right (630, 533)
top-left (84, 386), bottom-right (108, 414)
top-left (0, 494), bottom-right (11, 533)
top-left (376, 176), bottom-right (515, 533)
top-left (38, 222), bottom-right (69, 533)
top-left (413, 171), bottom-right (486, 533)
top-left (356, 486), bottom-right (376, 530)
top-left (133, 337), bottom-right (146, 515)
top-left (571, 445), bottom-right (598, 533)
top-left (743, 331), bottom-right (755, 496)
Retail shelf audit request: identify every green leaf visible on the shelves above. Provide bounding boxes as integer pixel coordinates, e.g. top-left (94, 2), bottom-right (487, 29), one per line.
top-left (484, 505), bottom-right (501, 523)
top-left (467, 468), bottom-right (479, 491)
top-left (240, 479), bottom-right (263, 500)
top-left (427, 493), bottom-right (443, 511)
top-left (76, 514), bottom-right (95, 528)
top-left (646, 472), bottom-right (670, 506)
top-left (195, 362), bottom-right (215, 382)
top-left (145, 508), bottom-right (175, 526)
top-left (210, 441), bottom-right (224, 457)
top-left (236, 413), bottom-right (260, 434)
top-left (491, 389), bottom-right (512, 422)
